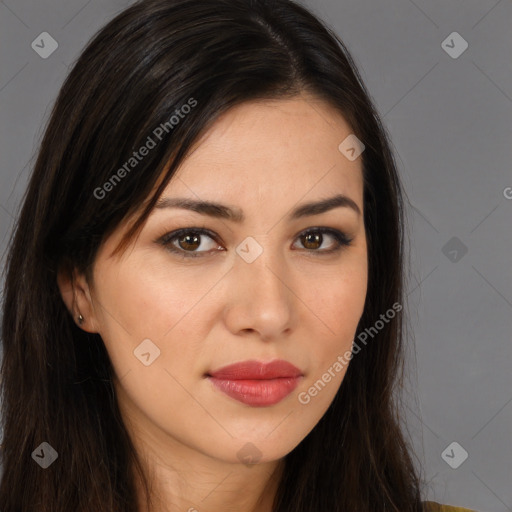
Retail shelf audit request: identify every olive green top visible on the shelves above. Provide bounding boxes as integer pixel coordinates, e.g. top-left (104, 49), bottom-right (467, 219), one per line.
top-left (424, 500), bottom-right (477, 512)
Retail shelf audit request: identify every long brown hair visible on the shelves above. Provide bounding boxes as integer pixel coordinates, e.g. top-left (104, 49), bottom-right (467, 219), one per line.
top-left (0, 0), bottom-right (427, 510)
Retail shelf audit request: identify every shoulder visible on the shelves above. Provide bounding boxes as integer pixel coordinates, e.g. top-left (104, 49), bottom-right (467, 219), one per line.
top-left (423, 500), bottom-right (479, 512)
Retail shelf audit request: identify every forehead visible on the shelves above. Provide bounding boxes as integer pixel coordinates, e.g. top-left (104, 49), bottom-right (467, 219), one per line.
top-left (166, 95), bottom-right (363, 209)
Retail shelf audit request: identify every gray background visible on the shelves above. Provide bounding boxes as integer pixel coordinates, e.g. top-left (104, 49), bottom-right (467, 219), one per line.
top-left (1, 0), bottom-right (511, 511)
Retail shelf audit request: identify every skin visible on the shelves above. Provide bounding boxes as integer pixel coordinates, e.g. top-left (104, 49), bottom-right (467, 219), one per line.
top-left (58, 93), bottom-right (368, 512)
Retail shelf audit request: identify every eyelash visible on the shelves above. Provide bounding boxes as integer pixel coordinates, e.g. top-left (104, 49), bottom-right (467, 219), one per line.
top-left (156, 227), bottom-right (353, 259)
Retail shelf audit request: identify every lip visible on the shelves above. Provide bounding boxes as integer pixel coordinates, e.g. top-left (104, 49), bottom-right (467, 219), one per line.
top-left (208, 359), bottom-right (302, 380)
top-left (207, 359), bottom-right (303, 407)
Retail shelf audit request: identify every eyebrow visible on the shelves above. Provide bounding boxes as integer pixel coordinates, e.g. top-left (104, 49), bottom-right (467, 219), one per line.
top-left (154, 193), bottom-right (361, 222)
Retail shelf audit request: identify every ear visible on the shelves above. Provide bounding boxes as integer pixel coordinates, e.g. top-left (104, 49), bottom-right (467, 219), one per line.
top-left (57, 264), bottom-right (99, 333)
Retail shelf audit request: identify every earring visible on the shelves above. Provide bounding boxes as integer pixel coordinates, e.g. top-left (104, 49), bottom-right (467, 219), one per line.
top-left (77, 313), bottom-right (84, 324)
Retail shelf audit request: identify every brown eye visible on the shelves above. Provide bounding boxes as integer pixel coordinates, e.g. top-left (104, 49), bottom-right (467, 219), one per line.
top-left (177, 233), bottom-right (201, 251)
top-left (158, 228), bottom-right (223, 258)
top-left (294, 228), bottom-right (353, 254)
top-left (301, 232), bottom-right (322, 250)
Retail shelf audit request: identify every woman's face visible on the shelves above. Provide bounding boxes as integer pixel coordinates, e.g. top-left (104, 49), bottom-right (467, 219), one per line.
top-left (69, 94), bottom-right (368, 467)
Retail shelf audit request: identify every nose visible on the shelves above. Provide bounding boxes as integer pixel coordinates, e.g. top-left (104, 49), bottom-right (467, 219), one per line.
top-left (222, 245), bottom-right (297, 341)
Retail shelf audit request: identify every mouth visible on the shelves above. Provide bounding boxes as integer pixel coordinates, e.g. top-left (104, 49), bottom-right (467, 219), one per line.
top-left (206, 359), bottom-right (303, 407)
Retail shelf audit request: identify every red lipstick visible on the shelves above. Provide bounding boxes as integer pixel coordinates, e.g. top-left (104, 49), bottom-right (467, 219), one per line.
top-left (207, 359), bottom-right (303, 407)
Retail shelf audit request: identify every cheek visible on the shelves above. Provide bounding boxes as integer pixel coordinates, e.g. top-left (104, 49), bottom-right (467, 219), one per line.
top-left (91, 259), bottom-right (213, 417)
top-left (305, 256), bottom-right (367, 369)
top-left (312, 284), bottom-right (365, 362)
top-left (91, 253), bottom-right (233, 387)
top-left (94, 256), bottom-right (209, 337)
top-left (294, 267), bottom-right (367, 420)
top-left (90, 258), bottom-right (190, 372)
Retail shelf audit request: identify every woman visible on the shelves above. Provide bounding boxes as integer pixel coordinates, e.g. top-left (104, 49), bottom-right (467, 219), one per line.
top-left (0, 0), bottom-right (477, 510)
